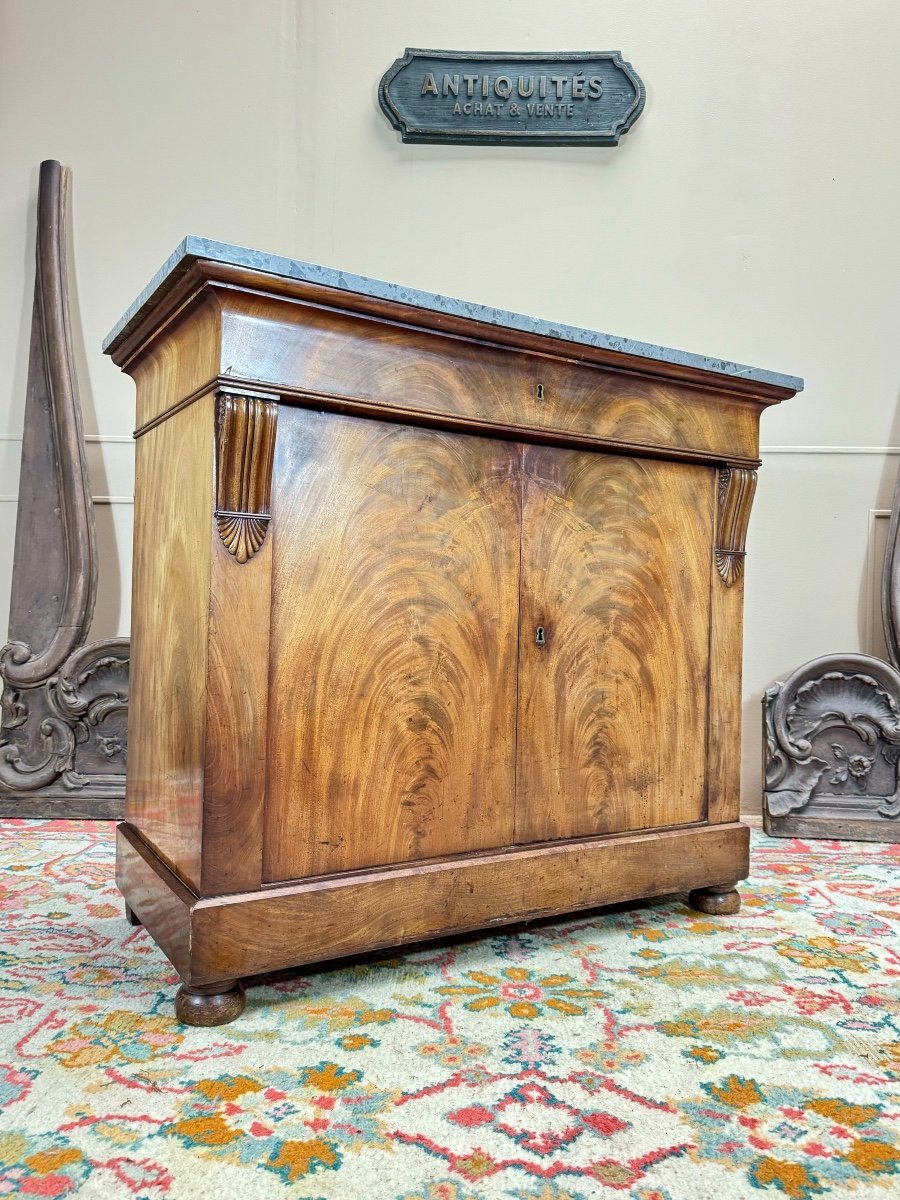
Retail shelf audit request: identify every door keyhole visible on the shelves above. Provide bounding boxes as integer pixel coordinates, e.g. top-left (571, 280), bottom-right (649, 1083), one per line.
top-left (535, 626), bottom-right (546, 646)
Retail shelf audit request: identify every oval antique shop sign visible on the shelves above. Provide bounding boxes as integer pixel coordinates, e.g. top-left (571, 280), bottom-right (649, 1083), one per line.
top-left (379, 49), bottom-right (645, 146)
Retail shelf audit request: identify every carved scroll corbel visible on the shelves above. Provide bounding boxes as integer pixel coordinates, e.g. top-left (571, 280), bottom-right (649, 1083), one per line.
top-left (214, 391), bottom-right (278, 564)
top-left (715, 466), bottom-right (758, 586)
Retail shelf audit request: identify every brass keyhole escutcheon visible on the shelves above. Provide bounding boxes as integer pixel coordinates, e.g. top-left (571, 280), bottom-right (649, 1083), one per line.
top-left (535, 626), bottom-right (546, 646)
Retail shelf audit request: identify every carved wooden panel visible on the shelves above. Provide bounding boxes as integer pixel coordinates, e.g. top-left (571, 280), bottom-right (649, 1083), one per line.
top-left (764, 654), bottom-right (900, 842)
top-left (263, 409), bottom-right (521, 881)
top-left (0, 160), bottom-right (128, 818)
top-left (516, 449), bottom-right (714, 841)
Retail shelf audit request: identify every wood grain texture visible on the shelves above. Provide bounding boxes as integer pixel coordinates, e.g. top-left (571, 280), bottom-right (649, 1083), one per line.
top-left (126, 396), bottom-right (213, 891)
top-left (516, 450), bottom-right (714, 842)
top-left (2, 161), bottom-right (95, 687)
top-left (707, 479), bottom-right (746, 826)
top-left (0, 161), bottom-right (128, 816)
top-left (195, 823), bottom-right (749, 985)
top-left (200, 529), bottom-right (272, 894)
top-left (110, 259), bottom-right (796, 406)
top-left (763, 810), bottom-right (900, 843)
top-left (117, 816), bottom-right (750, 987)
top-left (175, 981), bottom-right (245, 1026)
top-left (129, 293), bottom-right (222, 430)
top-left (201, 390), bottom-right (277, 892)
top-left (264, 409), bottom-right (521, 881)
top-left (0, 789), bottom-right (124, 819)
top-left (119, 270), bottom-right (768, 465)
top-left (108, 247), bottom-right (798, 1021)
top-left (688, 884), bottom-right (741, 915)
top-left (115, 822), bottom-right (192, 978)
top-left (216, 293), bottom-right (763, 464)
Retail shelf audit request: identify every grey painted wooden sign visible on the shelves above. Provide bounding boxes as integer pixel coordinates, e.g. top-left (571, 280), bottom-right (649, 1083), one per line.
top-left (379, 49), bottom-right (645, 147)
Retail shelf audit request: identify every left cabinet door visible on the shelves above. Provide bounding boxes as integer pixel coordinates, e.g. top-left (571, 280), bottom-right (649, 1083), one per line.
top-left (263, 408), bottom-right (522, 881)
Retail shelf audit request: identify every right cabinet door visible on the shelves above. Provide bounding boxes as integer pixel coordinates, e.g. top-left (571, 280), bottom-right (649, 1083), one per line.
top-left (516, 445), bottom-right (716, 842)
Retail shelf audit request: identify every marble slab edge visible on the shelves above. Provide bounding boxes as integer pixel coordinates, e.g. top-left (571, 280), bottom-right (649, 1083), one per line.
top-left (103, 235), bottom-right (804, 393)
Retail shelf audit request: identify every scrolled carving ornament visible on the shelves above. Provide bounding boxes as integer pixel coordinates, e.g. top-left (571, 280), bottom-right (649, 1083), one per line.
top-left (0, 161), bottom-right (130, 811)
top-left (0, 639), bottom-right (129, 793)
top-left (764, 654), bottom-right (900, 823)
top-left (715, 466), bottom-right (757, 587)
top-left (214, 392), bottom-right (278, 564)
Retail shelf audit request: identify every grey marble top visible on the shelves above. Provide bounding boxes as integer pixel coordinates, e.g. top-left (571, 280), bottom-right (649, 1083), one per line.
top-left (103, 236), bottom-right (803, 392)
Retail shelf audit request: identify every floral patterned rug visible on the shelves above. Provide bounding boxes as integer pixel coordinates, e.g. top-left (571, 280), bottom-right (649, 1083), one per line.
top-left (1, 819), bottom-right (898, 1199)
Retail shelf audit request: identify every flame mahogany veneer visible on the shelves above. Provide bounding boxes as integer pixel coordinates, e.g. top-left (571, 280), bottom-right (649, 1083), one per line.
top-left (106, 247), bottom-right (800, 1025)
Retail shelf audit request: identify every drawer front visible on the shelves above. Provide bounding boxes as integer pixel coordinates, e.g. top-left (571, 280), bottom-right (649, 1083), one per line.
top-left (516, 448), bottom-right (714, 840)
top-left (217, 299), bottom-right (762, 465)
top-left (263, 410), bottom-right (521, 881)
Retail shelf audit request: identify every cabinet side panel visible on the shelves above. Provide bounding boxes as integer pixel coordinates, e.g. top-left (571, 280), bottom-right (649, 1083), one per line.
top-left (126, 397), bottom-right (214, 890)
top-left (264, 409), bottom-right (520, 880)
top-left (517, 450), bottom-right (714, 840)
top-left (707, 466), bottom-right (757, 824)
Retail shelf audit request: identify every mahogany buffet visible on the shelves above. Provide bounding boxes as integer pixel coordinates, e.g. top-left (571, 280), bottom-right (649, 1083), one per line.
top-left (104, 239), bottom-right (802, 1026)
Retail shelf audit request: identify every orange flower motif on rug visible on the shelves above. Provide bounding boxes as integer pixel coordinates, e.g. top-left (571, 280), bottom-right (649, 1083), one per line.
top-left (437, 967), bottom-right (606, 1019)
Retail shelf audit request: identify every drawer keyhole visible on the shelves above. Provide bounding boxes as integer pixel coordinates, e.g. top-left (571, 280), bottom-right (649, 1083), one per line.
top-left (535, 626), bottom-right (546, 646)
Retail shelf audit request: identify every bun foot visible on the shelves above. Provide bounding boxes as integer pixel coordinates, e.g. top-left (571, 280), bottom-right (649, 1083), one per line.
top-left (125, 904), bottom-right (141, 926)
top-left (175, 981), bottom-right (245, 1026)
top-left (688, 885), bottom-right (741, 915)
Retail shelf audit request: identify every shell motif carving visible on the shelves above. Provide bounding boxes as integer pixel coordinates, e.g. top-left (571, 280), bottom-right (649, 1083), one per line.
top-left (715, 467), bottom-right (757, 586)
top-left (764, 655), bottom-right (900, 828)
top-left (214, 392), bottom-right (278, 564)
top-left (715, 549), bottom-right (744, 588)
top-left (215, 513), bottom-right (271, 566)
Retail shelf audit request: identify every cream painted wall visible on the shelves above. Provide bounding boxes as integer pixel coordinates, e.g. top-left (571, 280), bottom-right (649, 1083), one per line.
top-left (2, 0), bottom-right (900, 813)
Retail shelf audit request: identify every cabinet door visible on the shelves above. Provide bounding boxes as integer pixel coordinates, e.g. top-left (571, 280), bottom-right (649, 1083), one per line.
top-left (516, 447), bottom-right (715, 842)
top-left (263, 409), bottom-right (521, 881)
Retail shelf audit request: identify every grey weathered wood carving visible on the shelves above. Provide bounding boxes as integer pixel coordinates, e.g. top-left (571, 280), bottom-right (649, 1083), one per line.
top-left (0, 160), bottom-right (128, 819)
top-left (763, 469), bottom-right (900, 840)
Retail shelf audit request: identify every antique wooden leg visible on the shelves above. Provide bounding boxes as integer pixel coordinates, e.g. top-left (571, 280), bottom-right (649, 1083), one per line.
top-left (688, 884), bottom-right (741, 915)
top-left (124, 904), bottom-right (141, 926)
top-left (175, 980), bottom-right (246, 1027)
